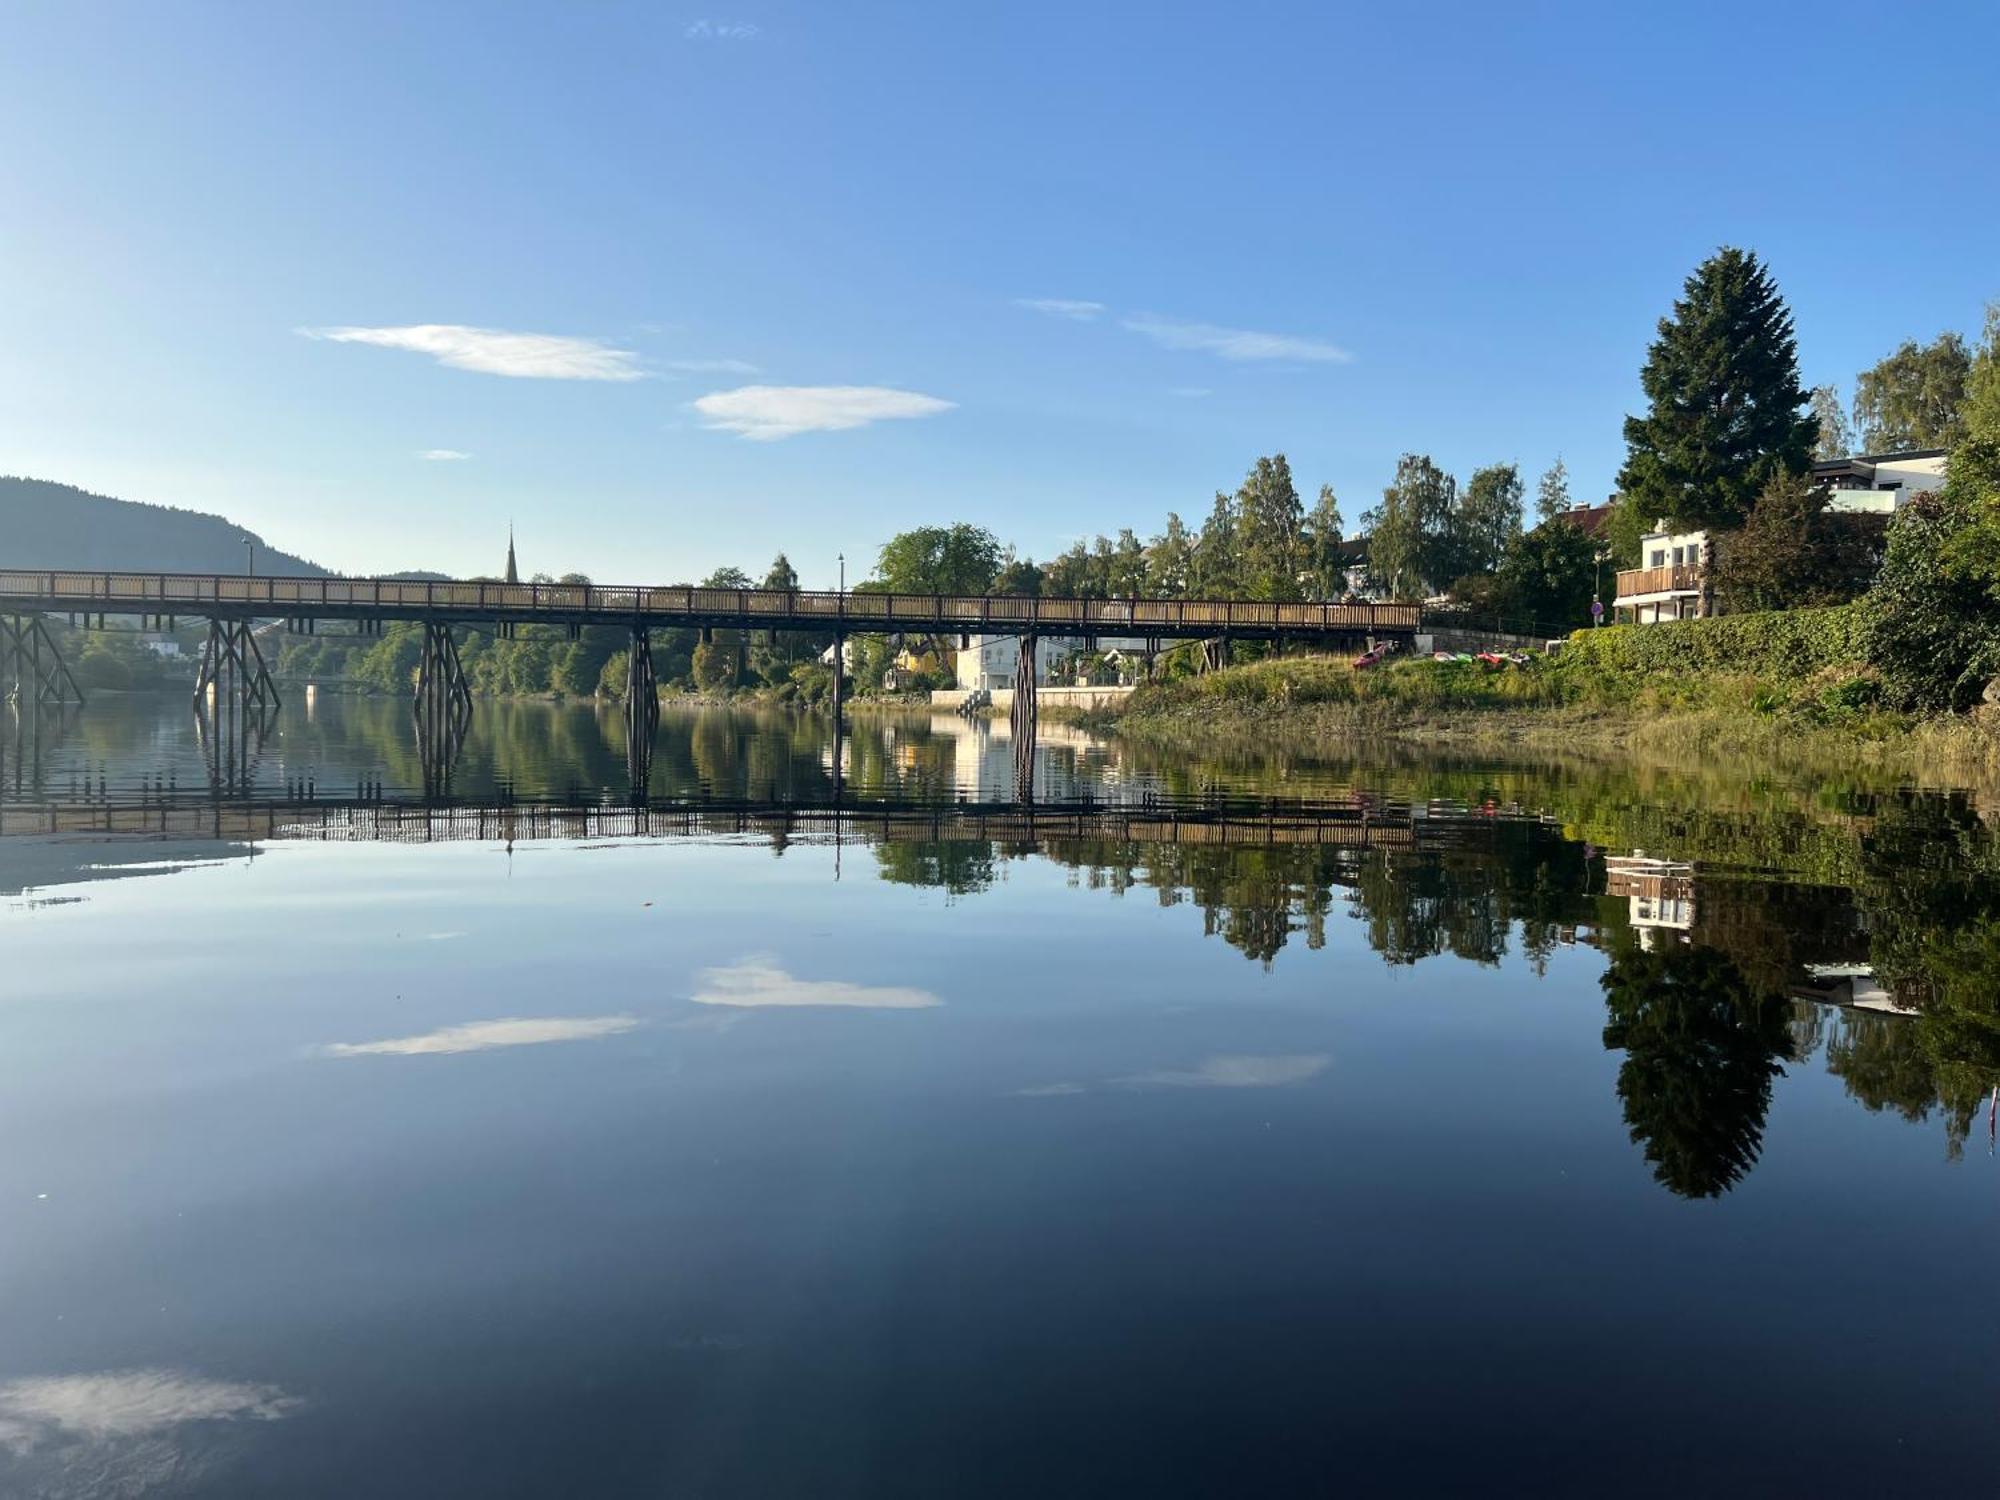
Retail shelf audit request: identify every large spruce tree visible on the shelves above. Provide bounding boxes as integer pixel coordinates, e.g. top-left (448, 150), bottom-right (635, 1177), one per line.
top-left (1617, 248), bottom-right (1816, 533)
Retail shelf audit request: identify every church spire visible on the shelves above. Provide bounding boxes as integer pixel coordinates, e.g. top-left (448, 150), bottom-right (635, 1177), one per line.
top-left (505, 524), bottom-right (519, 585)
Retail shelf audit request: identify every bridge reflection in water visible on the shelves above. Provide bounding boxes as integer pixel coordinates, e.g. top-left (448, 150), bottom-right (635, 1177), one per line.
top-left (0, 788), bottom-right (1477, 852)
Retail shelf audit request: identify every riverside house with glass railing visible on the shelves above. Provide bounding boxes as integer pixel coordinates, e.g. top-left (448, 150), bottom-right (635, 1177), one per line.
top-left (1611, 448), bottom-right (1949, 624)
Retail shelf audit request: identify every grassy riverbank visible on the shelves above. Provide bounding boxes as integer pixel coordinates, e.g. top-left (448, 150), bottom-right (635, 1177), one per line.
top-left (1096, 606), bottom-right (2000, 769)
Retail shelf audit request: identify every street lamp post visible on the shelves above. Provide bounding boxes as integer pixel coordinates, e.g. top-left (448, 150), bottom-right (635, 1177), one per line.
top-left (243, 537), bottom-right (255, 577)
top-left (838, 552), bottom-right (845, 595)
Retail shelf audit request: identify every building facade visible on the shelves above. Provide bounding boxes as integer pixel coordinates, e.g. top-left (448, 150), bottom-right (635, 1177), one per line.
top-left (1610, 449), bottom-right (1946, 624)
top-left (1615, 527), bottom-right (1713, 623)
top-left (953, 634), bottom-right (1153, 691)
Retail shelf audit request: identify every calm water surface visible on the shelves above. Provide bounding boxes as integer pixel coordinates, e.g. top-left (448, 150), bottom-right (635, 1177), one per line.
top-left (2, 696), bottom-right (1997, 1496)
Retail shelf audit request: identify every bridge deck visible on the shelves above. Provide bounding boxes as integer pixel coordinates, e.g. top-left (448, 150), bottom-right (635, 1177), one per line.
top-left (0, 569), bottom-right (1422, 640)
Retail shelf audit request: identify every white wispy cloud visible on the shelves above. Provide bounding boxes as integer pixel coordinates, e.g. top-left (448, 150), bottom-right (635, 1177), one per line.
top-left (324, 1015), bottom-right (639, 1057)
top-left (301, 324), bottom-right (646, 381)
top-left (685, 19), bottom-right (760, 40)
top-left (1169, 386), bottom-right (1212, 399)
top-left (692, 957), bottom-right (940, 1009)
top-left (663, 357), bottom-right (760, 374)
top-left (418, 449), bottom-right (471, 462)
top-left (692, 385), bottom-right (955, 441)
top-left (1016, 297), bottom-right (1106, 322)
top-left (1122, 314), bottom-right (1350, 363)
top-left (0, 1369), bottom-right (300, 1453)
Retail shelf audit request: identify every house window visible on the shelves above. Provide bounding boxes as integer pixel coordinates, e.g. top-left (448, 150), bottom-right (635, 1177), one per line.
top-left (1648, 549), bottom-right (1666, 568)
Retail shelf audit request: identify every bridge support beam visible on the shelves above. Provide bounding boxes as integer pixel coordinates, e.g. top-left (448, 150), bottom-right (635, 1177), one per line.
top-left (1, 614), bottom-right (85, 709)
top-left (193, 618), bottom-right (279, 716)
top-left (831, 630), bottom-right (845, 724)
top-left (412, 623), bottom-right (472, 798)
top-left (413, 622), bottom-right (472, 731)
top-left (625, 626), bottom-right (660, 796)
top-left (1011, 632), bottom-right (1038, 801)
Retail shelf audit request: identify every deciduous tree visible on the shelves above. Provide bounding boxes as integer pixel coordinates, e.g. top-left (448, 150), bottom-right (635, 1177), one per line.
top-left (1810, 384), bottom-right (1853, 460)
top-left (1453, 462), bottom-right (1524, 578)
top-left (1852, 332), bottom-right (1971, 452)
top-left (1302, 485), bottom-right (1345, 599)
top-left (1490, 518), bottom-right (1598, 629)
top-left (872, 524), bottom-right (1002, 596)
top-left (1188, 492), bottom-right (1242, 598)
top-left (1860, 442), bottom-right (2000, 712)
top-left (1963, 301), bottom-right (2000, 446)
top-left (1533, 457), bottom-right (1571, 525)
top-left (1362, 453), bottom-right (1456, 596)
top-left (1144, 512), bottom-right (1195, 597)
top-left (1235, 454), bottom-right (1305, 600)
top-left (1709, 471), bottom-right (1881, 612)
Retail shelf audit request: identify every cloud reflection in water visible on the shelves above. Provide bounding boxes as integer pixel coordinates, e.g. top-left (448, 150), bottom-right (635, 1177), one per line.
top-left (691, 958), bottom-right (940, 1010)
top-left (324, 1015), bottom-right (639, 1057)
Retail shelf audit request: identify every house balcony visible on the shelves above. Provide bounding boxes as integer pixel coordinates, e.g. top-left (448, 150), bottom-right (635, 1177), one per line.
top-left (1614, 563), bottom-right (1702, 602)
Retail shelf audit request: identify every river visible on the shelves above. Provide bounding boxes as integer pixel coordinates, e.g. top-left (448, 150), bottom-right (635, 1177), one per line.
top-left (1, 694), bottom-right (1996, 1496)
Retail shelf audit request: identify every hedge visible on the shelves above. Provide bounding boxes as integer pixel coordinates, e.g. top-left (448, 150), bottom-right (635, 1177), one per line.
top-left (1553, 605), bottom-right (1866, 683)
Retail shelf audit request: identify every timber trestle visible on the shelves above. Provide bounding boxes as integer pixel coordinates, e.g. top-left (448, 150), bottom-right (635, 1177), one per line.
top-left (413, 622), bottom-right (474, 795)
top-left (193, 618), bottom-right (280, 716)
top-left (625, 625), bottom-right (661, 794)
top-left (1, 614), bottom-right (84, 709)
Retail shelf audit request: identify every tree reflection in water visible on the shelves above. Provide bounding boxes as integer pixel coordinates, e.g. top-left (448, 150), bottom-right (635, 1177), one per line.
top-left (1599, 945), bottom-right (1796, 1199)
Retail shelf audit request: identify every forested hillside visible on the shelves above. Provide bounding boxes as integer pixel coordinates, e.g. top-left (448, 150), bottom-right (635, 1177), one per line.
top-left (0, 476), bottom-right (329, 575)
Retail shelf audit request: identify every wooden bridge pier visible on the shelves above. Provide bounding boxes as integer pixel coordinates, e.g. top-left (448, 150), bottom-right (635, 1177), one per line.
top-left (192, 617), bottom-right (279, 716)
top-left (412, 622), bottom-right (474, 795)
top-left (1, 614), bottom-right (85, 709)
top-left (1011, 631), bottom-right (1038, 801)
top-left (624, 625), bottom-right (660, 796)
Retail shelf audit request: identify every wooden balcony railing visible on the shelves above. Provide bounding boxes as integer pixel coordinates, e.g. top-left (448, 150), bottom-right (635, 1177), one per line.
top-left (1614, 563), bottom-right (1702, 600)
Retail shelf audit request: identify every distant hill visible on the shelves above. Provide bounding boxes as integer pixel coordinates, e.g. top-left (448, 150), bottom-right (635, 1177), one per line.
top-left (0, 476), bottom-right (331, 576)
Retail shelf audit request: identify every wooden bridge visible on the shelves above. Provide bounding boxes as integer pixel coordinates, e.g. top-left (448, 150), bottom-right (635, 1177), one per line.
top-left (0, 568), bottom-right (1422, 641)
top-left (0, 567), bottom-right (1423, 798)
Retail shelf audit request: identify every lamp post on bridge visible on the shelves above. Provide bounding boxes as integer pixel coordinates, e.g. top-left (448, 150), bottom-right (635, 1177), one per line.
top-left (242, 536), bottom-right (256, 577)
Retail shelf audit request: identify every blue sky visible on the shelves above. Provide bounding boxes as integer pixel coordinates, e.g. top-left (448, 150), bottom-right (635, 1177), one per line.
top-left (3, 1), bottom-right (1996, 586)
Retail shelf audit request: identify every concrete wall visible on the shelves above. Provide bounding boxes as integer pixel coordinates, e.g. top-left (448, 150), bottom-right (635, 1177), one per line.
top-left (1416, 627), bottom-right (1554, 654)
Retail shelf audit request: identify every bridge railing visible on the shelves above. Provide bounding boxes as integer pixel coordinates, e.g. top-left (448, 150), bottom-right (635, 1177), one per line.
top-left (0, 569), bottom-right (1422, 633)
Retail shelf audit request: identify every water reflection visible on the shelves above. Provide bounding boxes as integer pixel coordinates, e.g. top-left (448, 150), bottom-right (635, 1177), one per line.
top-left (6, 696), bottom-right (2000, 1200)
top-left (5, 699), bottom-right (2000, 1490)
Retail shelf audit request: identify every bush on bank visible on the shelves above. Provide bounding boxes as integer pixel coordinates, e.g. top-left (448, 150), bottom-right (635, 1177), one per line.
top-left (1552, 605), bottom-right (1864, 684)
top-left (1115, 604), bottom-right (1896, 731)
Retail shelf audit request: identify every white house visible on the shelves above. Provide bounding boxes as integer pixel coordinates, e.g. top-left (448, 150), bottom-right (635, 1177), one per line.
top-left (1615, 526), bottom-right (1713, 624)
top-left (953, 634), bottom-right (1153, 691)
top-left (1812, 447), bottom-right (1948, 512)
top-left (1611, 448), bottom-right (1947, 624)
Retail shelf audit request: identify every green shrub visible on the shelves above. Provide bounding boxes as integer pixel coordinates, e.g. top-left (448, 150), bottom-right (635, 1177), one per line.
top-left (1554, 605), bottom-right (1865, 684)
